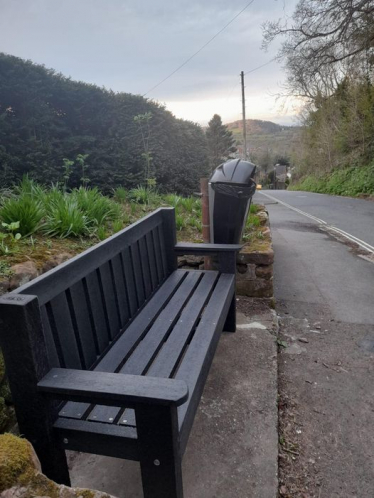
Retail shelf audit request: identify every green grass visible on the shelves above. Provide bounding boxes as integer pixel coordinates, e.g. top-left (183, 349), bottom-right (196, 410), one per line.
top-left (43, 196), bottom-right (89, 238)
top-left (290, 162), bottom-right (374, 196)
top-left (0, 194), bottom-right (45, 236)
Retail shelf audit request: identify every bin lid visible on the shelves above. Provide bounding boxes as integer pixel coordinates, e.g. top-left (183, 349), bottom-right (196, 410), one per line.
top-left (209, 159), bottom-right (256, 185)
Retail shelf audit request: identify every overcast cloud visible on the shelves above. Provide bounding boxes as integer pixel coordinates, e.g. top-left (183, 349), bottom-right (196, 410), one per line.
top-left (0, 0), bottom-right (300, 125)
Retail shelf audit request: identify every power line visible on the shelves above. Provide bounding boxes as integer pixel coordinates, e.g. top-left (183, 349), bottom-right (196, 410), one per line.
top-left (143, 0), bottom-right (255, 97)
top-left (244, 57), bottom-right (277, 75)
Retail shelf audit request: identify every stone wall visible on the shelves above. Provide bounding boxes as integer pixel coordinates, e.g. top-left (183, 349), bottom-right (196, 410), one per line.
top-left (179, 205), bottom-right (274, 298)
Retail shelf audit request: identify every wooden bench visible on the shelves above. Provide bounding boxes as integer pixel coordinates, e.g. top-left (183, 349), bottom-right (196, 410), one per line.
top-left (0, 208), bottom-right (241, 498)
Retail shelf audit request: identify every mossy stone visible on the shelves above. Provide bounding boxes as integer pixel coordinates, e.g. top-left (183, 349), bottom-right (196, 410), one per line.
top-left (0, 433), bottom-right (37, 492)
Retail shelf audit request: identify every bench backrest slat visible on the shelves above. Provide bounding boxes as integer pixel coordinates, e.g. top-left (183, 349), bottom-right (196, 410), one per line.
top-left (6, 208), bottom-right (177, 372)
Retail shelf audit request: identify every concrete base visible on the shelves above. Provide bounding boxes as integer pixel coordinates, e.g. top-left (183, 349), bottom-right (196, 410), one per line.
top-left (69, 311), bottom-right (278, 498)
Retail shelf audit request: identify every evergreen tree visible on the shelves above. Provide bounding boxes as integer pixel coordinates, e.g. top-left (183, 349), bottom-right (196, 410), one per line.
top-left (206, 114), bottom-right (237, 172)
top-left (0, 53), bottom-right (209, 195)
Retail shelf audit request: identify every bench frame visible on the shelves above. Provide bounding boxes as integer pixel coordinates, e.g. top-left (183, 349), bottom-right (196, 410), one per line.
top-left (0, 208), bottom-right (241, 498)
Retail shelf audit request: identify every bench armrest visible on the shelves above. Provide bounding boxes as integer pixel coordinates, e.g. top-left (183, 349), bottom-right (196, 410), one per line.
top-left (175, 243), bottom-right (242, 255)
top-left (175, 243), bottom-right (242, 274)
top-left (38, 368), bottom-right (189, 407)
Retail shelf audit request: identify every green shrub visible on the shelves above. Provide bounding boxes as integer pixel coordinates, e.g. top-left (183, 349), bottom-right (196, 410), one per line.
top-left (291, 162), bottom-right (374, 196)
top-left (0, 195), bottom-right (45, 236)
top-left (246, 214), bottom-right (260, 228)
top-left (188, 216), bottom-right (202, 231)
top-left (175, 214), bottom-right (186, 231)
top-left (113, 187), bottom-right (128, 203)
top-left (73, 187), bottom-right (121, 226)
top-left (163, 194), bottom-right (181, 208)
top-left (249, 203), bottom-right (259, 214)
top-left (129, 186), bottom-right (149, 204)
top-left (43, 196), bottom-right (88, 238)
top-left (179, 197), bottom-right (196, 213)
top-left (14, 175), bottom-right (46, 199)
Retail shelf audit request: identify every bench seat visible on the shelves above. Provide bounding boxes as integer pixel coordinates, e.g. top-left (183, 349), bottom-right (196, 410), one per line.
top-left (52, 269), bottom-right (235, 459)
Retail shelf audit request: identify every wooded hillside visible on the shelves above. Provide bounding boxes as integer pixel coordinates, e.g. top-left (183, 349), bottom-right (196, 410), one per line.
top-left (0, 54), bottom-right (209, 195)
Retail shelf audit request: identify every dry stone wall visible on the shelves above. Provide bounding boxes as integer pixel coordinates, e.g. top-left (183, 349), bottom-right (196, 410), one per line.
top-left (179, 205), bottom-right (274, 298)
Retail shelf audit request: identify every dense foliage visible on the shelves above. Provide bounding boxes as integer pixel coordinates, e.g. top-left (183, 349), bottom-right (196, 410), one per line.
top-left (206, 114), bottom-right (237, 172)
top-left (0, 53), bottom-right (209, 195)
top-left (264, 0), bottom-right (374, 195)
top-left (291, 77), bottom-right (374, 187)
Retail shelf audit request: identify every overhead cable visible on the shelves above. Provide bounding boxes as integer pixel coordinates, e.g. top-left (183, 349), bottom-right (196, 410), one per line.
top-left (143, 0), bottom-right (255, 97)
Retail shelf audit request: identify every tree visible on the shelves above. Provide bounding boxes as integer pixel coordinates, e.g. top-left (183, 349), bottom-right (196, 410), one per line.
top-left (206, 114), bottom-right (237, 172)
top-left (0, 53), bottom-right (209, 195)
top-left (263, 0), bottom-right (374, 99)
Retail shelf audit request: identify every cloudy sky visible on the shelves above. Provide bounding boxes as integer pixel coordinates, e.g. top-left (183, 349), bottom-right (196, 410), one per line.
top-left (0, 0), bottom-right (300, 125)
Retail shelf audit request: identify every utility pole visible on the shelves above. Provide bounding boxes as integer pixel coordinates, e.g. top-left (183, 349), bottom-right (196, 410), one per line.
top-left (240, 70), bottom-right (247, 160)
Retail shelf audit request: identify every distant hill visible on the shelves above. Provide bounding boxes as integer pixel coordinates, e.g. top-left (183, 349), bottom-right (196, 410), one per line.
top-left (225, 119), bottom-right (302, 167)
top-left (226, 119), bottom-right (290, 135)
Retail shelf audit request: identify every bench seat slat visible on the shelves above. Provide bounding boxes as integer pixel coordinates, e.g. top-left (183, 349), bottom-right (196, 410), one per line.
top-left (120, 272), bottom-right (201, 375)
top-left (175, 273), bottom-right (235, 452)
top-left (147, 271), bottom-right (218, 379)
top-left (88, 271), bottom-right (201, 423)
top-left (59, 270), bottom-right (187, 420)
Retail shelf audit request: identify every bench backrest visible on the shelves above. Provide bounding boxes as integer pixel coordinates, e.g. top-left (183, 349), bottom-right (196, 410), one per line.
top-left (5, 208), bottom-right (176, 371)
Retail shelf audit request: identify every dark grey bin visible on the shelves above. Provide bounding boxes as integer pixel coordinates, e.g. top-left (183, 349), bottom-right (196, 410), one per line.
top-left (209, 159), bottom-right (256, 244)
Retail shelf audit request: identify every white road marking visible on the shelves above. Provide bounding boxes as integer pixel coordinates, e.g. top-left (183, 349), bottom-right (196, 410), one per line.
top-left (259, 191), bottom-right (374, 255)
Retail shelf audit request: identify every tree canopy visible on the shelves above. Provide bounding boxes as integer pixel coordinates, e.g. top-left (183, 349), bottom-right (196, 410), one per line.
top-left (206, 114), bottom-right (237, 172)
top-left (0, 53), bottom-right (209, 195)
top-left (263, 0), bottom-right (374, 99)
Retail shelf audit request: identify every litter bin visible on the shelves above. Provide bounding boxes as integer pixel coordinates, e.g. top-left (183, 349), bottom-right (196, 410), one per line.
top-left (209, 159), bottom-right (256, 244)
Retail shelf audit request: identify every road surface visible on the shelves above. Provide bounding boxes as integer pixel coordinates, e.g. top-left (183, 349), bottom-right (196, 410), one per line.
top-left (255, 189), bottom-right (374, 497)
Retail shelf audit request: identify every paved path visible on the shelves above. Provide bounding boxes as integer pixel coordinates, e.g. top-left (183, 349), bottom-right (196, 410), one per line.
top-left (255, 190), bottom-right (374, 497)
top-left (70, 308), bottom-right (278, 498)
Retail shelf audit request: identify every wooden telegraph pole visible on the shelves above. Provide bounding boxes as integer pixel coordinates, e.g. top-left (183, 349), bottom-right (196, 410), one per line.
top-left (241, 71), bottom-right (247, 160)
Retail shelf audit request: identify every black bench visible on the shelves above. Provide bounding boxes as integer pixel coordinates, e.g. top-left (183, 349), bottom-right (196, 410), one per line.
top-left (0, 208), bottom-right (241, 498)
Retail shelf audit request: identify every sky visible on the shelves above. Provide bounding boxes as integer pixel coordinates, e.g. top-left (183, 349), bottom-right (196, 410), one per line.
top-left (0, 0), bottom-right (300, 126)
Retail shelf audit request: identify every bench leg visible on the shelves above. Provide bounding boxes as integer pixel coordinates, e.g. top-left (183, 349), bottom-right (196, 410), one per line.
top-left (224, 294), bottom-right (236, 332)
top-left (136, 405), bottom-right (183, 498)
top-left (33, 431), bottom-right (71, 485)
top-left (0, 294), bottom-right (71, 485)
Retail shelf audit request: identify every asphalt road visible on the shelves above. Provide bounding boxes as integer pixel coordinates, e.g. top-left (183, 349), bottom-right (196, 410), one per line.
top-left (255, 189), bottom-right (374, 324)
top-left (254, 189), bottom-right (374, 497)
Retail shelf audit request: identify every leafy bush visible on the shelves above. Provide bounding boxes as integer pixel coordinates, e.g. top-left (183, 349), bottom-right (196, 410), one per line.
top-left (43, 196), bottom-right (89, 238)
top-left (175, 214), bottom-right (186, 231)
top-left (113, 187), bottom-right (128, 203)
top-left (129, 186), bottom-right (150, 204)
top-left (246, 214), bottom-right (260, 228)
top-left (14, 175), bottom-right (46, 199)
top-left (249, 203), bottom-right (259, 214)
top-left (163, 194), bottom-right (181, 208)
top-left (179, 197), bottom-right (196, 213)
top-left (290, 162), bottom-right (374, 196)
top-left (0, 194), bottom-right (45, 236)
top-left (73, 187), bottom-right (121, 226)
